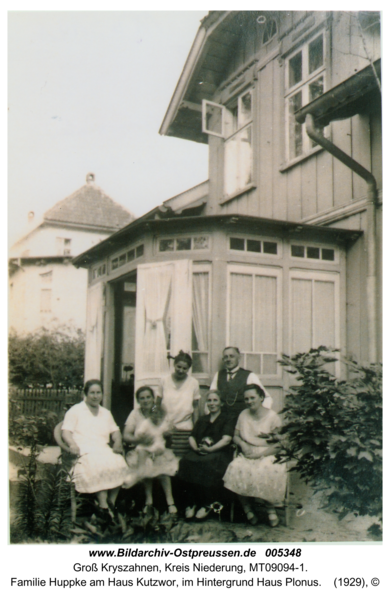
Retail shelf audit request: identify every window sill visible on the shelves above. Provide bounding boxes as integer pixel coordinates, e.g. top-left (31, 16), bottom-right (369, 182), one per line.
top-left (219, 183), bottom-right (257, 206)
top-left (279, 145), bottom-right (324, 173)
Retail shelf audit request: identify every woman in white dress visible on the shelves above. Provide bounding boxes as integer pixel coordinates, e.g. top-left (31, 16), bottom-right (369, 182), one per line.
top-left (157, 352), bottom-right (201, 457)
top-left (123, 386), bottom-right (178, 515)
top-left (223, 384), bottom-right (287, 527)
top-left (61, 380), bottom-right (130, 518)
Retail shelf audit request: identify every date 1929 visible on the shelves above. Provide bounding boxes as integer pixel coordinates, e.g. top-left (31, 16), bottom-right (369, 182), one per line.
top-left (334, 578), bottom-right (366, 588)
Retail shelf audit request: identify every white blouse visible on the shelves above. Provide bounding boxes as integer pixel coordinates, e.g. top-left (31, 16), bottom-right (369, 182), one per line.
top-left (158, 374), bottom-right (200, 431)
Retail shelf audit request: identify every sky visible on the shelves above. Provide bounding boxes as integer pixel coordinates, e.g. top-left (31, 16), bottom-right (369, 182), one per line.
top-left (8, 11), bottom-right (210, 246)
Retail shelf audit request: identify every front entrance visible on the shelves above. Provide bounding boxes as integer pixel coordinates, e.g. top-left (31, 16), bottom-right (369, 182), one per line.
top-left (111, 273), bottom-right (137, 428)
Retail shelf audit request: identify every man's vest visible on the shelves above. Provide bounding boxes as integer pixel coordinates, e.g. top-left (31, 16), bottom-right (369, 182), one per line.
top-left (217, 368), bottom-right (251, 421)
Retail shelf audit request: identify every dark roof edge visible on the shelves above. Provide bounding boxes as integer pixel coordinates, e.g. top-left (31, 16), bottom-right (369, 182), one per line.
top-left (73, 213), bottom-right (362, 268)
top-left (295, 59), bottom-right (381, 127)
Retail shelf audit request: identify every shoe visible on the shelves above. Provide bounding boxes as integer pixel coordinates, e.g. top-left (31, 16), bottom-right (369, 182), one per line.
top-left (195, 506), bottom-right (211, 520)
top-left (143, 504), bottom-right (154, 517)
top-left (168, 504), bottom-right (178, 515)
top-left (268, 512), bottom-right (279, 527)
top-left (185, 505), bottom-right (196, 519)
top-left (244, 510), bottom-right (258, 526)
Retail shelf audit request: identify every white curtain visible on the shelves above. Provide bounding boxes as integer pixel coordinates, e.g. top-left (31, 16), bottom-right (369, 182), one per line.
top-left (229, 273), bottom-right (253, 351)
top-left (313, 280), bottom-right (335, 348)
top-left (192, 272), bottom-right (209, 371)
top-left (85, 282), bottom-right (103, 381)
top-left (224, 136), bottom-right (238, 196)
top-left (291, 278), bottom-right (312, 354)
top-left (135, 260), bottom-right (192, 389)
top-left (142, 264), bottom-right (173, 373)
top-left (238, 125), bottom-right (252, 189)
top-left (254, 275), bottom-right (277, 353)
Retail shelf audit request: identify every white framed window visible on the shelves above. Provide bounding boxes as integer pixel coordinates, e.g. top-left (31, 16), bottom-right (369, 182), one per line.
top-left (192, 265), bottom-right (211, 374)
top-left (56, 237), bottom-right (72, 256)
top-left (92, 263), bottom-right (107, 280)
top-left (158, 236), bottom-right (209, 253)
top-left (111, 244), bottom-right (144, 271)
top-left (285, 32), bottom-right (326, 161)
top-left (202, 88), bottom-right (254, 197)
top-left (227, 264), bottom-right (282, 377)
top-left (229, 236), bottom-right (280, 257)
top-left (262, 18), bottom-right (278, 44)
top-left (289, 269), bottom-right (340, 375)
top-left (290, 244), bottom-right (337, 263)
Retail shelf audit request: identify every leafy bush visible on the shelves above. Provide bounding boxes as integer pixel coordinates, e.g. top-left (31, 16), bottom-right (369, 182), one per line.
top-left (274, 348), bottom-right (382, 522)
top-left (11, 449), bottom-right (192, 544)
top-left (9, 326), bottom-right (85, 389)
top-left (9, 409), bottom-right (59, 447)
top-left (12, 446), bottom-right (74, 543)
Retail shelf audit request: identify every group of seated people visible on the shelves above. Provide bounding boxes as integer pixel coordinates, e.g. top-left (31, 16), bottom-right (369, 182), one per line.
top-left (61, 347), bottom-right (287, 528)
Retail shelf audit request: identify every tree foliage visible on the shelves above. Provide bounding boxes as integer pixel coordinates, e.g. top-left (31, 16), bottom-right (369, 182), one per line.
top-left (273, 348), bottom-right (382, 521)
top-left (9, 326), bottom-right (85, 389)
top-left (9, 410), bottom-right (59, 447)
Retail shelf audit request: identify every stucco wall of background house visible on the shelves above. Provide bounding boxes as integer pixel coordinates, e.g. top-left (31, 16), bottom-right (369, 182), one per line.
top-left (10, 225), bottom-right (108, 259)
top-left (9, 262), bottom-right (88, 334)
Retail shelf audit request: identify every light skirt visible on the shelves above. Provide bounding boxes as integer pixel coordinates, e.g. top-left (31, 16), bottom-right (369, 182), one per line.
top-left (72, 446), bottom-right (130, 494)
top-left (223, 454), bottom-right (287, 505)
top-left (124, 449), bottom-right (178, 489)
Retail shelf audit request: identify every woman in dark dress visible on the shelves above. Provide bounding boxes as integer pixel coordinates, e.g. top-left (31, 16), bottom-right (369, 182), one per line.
top-left (177, 390), bottom-right (234, 519)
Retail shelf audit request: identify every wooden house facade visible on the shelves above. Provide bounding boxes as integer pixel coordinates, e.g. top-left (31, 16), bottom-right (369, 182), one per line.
top-left (74, 11), bottom-right (381, 425)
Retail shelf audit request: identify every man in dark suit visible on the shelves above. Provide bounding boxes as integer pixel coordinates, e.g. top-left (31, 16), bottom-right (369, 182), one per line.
top-left (209, 346), bottom-right (272, 424)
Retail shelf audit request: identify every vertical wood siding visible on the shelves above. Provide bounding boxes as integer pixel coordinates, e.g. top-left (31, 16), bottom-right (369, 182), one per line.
top-left (258, 63), bottom-right (274, 218)
top-left (214, 12), bottom-right (380, 222)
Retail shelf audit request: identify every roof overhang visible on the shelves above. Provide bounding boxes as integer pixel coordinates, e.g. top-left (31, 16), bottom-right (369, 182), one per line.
top-left (73, 213), bottom-right (362, 269)
top-left (295, 59), bottom-right (381, 128)
top-left (9, 255), bottom-right (74, 275)
top-left (160, 11), bottom-right (244, 143)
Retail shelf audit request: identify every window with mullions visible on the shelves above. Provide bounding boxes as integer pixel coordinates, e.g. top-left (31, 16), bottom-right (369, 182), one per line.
top-left (291, 244), bottom-right (335, 262)
top-left (262, 18), bottom-right (277, 44)
top-left (227, 266), bottom-right (282, 376)
top-left (230, 237), bottom-right (278, 255)
top-left (92, 264), bottom-right (106, 280)
top-left (158, 236), bottom-right (209, 253)
top-left (202, 89), bottom-right (253, 197)
top-left (111, 244), bottom-right (144, 271)
top-left (285, 33), bottom-right (325, 161)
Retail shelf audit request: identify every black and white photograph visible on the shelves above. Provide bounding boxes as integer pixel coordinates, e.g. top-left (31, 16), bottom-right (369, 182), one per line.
top-left (8, 7), bottom-right (383, 554)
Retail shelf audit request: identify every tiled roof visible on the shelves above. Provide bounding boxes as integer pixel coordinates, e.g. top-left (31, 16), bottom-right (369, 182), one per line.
top-left (44, 176), bottom-right (134, 231)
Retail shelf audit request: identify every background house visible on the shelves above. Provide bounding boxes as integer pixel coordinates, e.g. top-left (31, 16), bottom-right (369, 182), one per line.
top-left (9, 173), bottom-right (134, 334)
top-left (73, 11), bottom-right (381, 426)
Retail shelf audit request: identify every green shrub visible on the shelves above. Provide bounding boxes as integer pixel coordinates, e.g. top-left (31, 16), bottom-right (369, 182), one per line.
top-left (12, 446), bottom-right (74, 543)
top-left (274, 348), bottom-right (382, 522)
top-left (8, 326), bottom-right (85, 389)
top-left (9, 409), bottom-right (59, 447)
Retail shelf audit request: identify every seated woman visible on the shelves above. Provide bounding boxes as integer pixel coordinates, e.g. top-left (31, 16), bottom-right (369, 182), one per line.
top-left (223, 384), bottom-right (286, 527)
top-left (157, 351), bottom-right (200, 457)
top-left (123, 386), bottom-right (178, 515)
top-left (177, 390), bottom-right (234, 519)
top-left (61, 379), bottom-right (130, 519)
